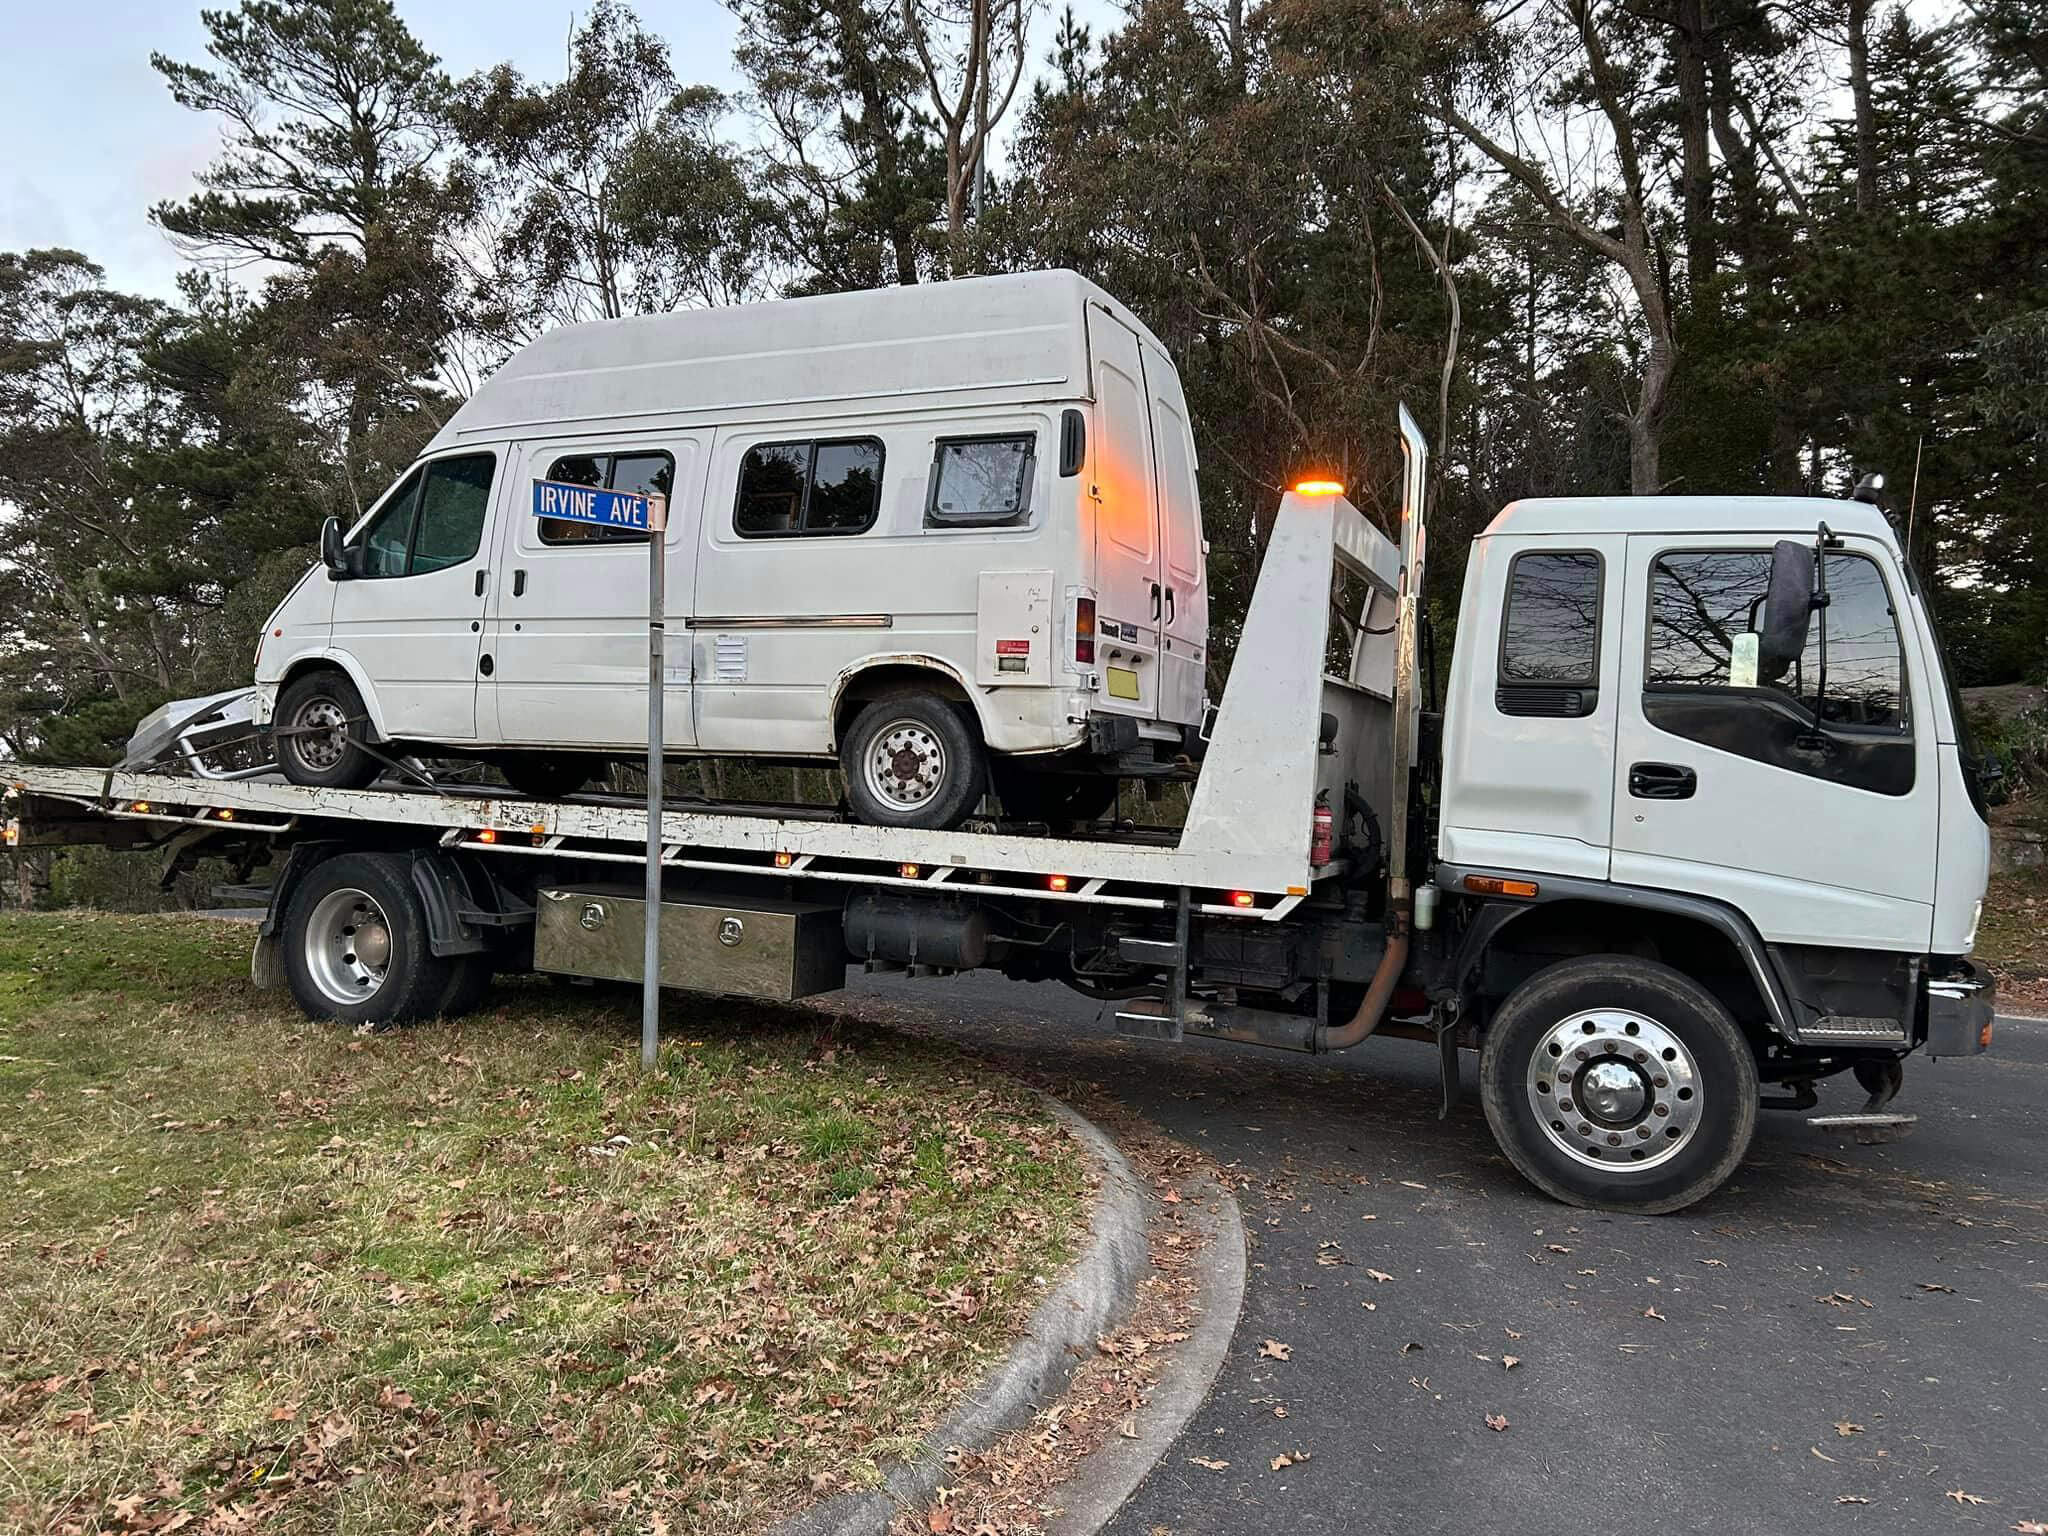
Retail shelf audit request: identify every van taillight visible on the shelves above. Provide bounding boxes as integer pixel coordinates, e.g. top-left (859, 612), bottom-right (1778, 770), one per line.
top-left (1075, 598), bottom-right (1096, 664)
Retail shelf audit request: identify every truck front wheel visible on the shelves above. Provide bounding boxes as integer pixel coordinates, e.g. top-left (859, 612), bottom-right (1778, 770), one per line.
top-left (1479, 955), bottom-right (1758, 1215)
top-left (282, 852), bottom-right (451, 1026)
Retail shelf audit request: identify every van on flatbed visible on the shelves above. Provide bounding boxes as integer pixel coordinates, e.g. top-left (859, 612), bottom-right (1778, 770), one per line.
top-left (252, 271), bottom-right (1207, 829)
top-left (6, 409), bottom-right (1997, 1215)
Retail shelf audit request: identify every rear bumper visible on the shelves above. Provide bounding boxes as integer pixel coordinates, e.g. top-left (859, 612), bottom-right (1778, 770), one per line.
top-left (1925, 960), bottom-right (1996, 1057)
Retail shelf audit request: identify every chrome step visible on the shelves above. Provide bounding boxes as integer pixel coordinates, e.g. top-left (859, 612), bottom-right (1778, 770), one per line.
top-left (1806, 1110), bottom-right (1918, 1143)
top-left (1113, 997), bottom-right (1183, 1042)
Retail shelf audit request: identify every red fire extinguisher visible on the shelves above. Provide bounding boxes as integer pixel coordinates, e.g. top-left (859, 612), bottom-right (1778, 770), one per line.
top-left (1311, 791), bottom-right (1334, 866)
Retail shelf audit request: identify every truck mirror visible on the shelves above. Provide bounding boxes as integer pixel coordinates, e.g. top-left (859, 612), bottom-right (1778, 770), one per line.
top-left (1757, 539), bottom-right (1815, 682)
top-left (320, 516), bottom-right (349, 580)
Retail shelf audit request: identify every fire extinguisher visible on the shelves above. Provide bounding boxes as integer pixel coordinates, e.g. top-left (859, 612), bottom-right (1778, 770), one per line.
top-left (1311, 790), bottom-right (1334, 866)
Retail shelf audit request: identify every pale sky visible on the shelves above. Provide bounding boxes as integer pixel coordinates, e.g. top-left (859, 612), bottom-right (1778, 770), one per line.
top-left (0, 0), bottom-right (1114, 301)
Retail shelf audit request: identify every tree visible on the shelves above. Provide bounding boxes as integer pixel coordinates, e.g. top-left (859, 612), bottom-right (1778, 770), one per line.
top-left (901, 0), bottom-right (1037, 244)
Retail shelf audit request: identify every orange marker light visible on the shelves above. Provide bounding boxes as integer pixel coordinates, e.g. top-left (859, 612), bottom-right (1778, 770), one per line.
top-left (1293, 478), bottom-right (1344, 497)
top-left (899, 862), bottom-right (921, 880)
top-left (773, 851), bottom-right (794, 868)
top-left (1231, 890), bottom-right (1256, 908)
top-left (1464, 874), bottom-right (1539, 898)
top-left (215, 808), bottom-right (235, 821)
top-left (1048, 874), bottom-right (1070, 892)
top-left (476, 827), bottom-right (498, 844)
top-left (131, 800), bottom-right (152, 814)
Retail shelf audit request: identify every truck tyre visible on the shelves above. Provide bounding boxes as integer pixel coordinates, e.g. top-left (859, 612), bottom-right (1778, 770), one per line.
top-left (497, 753), bottom-right (591, 800)
top-left (282, 852), bottom-right (451, 1026)
top-left (839, 693), bottom-right (989, 829)
top-left (275, 670), bottom-right (381, 790)
top-left (1479, 955), bottom-right (1758, 1215)
top-left (434, 953), bottom-right (495, 1018)
top-left (993, 764), bottom-right (1120, 825)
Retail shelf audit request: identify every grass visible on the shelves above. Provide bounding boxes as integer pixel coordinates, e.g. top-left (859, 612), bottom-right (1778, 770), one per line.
top-left (1975, 862), bottom-right (2048, 1011)
top-left (0, 912), bottom-right (1086, 1535)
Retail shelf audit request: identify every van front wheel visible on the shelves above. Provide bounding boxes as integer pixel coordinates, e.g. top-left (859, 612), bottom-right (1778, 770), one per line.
top-left (275, 670), bottom-right (381, 789)
top-left (840, 694), bottom-right (988, 829)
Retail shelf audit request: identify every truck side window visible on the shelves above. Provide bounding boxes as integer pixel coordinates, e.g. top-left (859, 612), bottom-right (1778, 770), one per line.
top-left (538, 450), bottom-right (675, 545)
top-left (1497, 551), bottom-right (1602, 718)
top-left (734, 438), bottom-right (884, 538)
top-left (354, 453), bottom-right (497, 577)
top-left (1645, 549), bottom-right (1913, 795)
top-left (925, 433), bottom-right (1035, 527)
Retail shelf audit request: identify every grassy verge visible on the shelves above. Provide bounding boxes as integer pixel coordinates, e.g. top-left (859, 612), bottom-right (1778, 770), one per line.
top-left (0, 913), bottom-right (1085, 1535)
top-left (1976, 862), bottom-right (2048, 1013)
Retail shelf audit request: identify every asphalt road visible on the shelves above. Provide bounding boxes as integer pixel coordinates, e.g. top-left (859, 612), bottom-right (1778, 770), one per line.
top-left (838, 971), bottom-right (2048, 1536)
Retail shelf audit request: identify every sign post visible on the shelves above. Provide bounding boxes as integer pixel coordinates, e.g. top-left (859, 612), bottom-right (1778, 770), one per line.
top-left (529, 479), bottom-right (668, 1070)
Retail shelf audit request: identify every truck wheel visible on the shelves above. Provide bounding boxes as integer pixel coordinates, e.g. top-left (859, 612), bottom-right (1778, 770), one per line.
top-left (497, 753), bottom-right (591, 800)
top-left (282, 852), bottom-right (450, 1026)
top-left (275, 670), bottom-right (381, 789)
top-left (993, 764), bottom-right (1120, 825)
top-left (839, 694), bottom-right (989, 829)
top-left (1479, 955), bottom-right (1758, 1214)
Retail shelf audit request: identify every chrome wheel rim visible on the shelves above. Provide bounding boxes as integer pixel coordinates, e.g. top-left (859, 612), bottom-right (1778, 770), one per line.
top-left (863, 718), bottom-right (946, 810)
top-left (290, 697), bottom-right (349, 771)
top-left (303, 886), bottom-right (392, 1008)
top-left (1525, 1009), bottom-right (1702, 1171)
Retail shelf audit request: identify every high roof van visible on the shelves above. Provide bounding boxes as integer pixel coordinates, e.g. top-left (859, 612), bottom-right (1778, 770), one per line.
top-left (252, 270), bottom-right (1210, 828)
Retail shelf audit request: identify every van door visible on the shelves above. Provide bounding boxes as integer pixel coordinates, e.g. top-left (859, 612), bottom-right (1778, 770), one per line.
top-left (1140, 341), bottom-right (1206, 727)
top-left (329, 450), bottom-right (498, 741)
top-left (1085, 306), bottom-right (1163, 720)
top-left (1609, 533), bottom-right (1938, 950)
top-left (488, 434), bottom-right (704, 750)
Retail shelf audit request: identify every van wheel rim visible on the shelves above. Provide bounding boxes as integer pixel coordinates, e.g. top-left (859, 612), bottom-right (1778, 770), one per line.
top-left (291, 698), bottom-right (349, 771)
top-left (865, 719), bottom-right (946, 809)
top-left (1525, 1009), bottom-right (1702, 1172)
top-left (304, 887), bottom-right (392, 1007)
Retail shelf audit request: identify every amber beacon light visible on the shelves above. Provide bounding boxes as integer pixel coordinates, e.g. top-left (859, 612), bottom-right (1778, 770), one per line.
top-left (1292, 478), bottom-right (1344, 497)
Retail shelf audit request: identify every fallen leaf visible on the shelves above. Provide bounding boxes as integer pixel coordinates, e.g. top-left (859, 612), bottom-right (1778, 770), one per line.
top-left (1918, 1282), bottom-right (1957, 1294)
top-left (2010, 1521), bottom-right (2047, 1533)
top-left (1837, 1495), bottom-right (1871, 1505)
top-left (1835, 1421), bottom-right (1864, 1437)
top-left (1811, 1447), bottom-right (1838, 1463)
top-left (1502, 1355), bottom-right (1521, 1371)
top-left (1259, 1339), bottom-right (1292, 1361)
top-left (1366, 1269), bottom-right (1394, 1284)
top-left (1270, 1449), bottom-right (1310, 1470)
top-left (1948, 1490), bottom-right (1990, 1506)
top-left (1643, 1307), bottom-right (1665, 1322)
top-left (928, 1510), bottom-right (952, 1534)
top-left (1485, 1413), bottom-right (1510, 1432)
top-left (1360, 1300), bottom-right (1377, 1311)
top-left (1546, 1243), bottom-right (1571, 1254)
top-left (1189, 1456), bottom-right (1229, 1471)
top-left (1699, 1258), bottom-right (1727, 1267)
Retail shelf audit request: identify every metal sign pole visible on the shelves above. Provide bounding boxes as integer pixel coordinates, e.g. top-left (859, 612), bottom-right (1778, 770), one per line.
top-left (642, 493), bottom-right (668, 1072)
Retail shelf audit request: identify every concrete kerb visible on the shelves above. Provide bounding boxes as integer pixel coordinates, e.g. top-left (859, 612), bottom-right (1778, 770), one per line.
top-left (774, 1095), bottom-right (1150, 1536)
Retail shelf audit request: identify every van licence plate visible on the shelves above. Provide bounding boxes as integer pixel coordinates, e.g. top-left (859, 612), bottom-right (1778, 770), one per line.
top-left (1106, 666), bottom-right (1141, 701)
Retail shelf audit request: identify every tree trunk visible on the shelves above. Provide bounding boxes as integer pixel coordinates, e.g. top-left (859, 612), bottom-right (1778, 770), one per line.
top-left (1671, 0), bottom-right (1716, 294)
top-left (1847, 0), bottom-right (1879, 215)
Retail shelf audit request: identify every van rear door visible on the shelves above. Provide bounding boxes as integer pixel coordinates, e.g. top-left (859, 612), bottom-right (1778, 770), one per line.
top-left (1139, 341), bottom-right (1207, 727)
top-left (1085, 305), bottom-right (1163, 721)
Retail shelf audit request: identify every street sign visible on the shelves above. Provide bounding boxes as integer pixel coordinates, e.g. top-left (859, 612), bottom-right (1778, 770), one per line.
top-left (530, 479), bottom-right (667, 533)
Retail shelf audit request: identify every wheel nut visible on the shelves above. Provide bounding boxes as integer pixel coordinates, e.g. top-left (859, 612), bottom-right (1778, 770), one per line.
top-left (1577, 1123), bottom-right (1592, 1136)
top-left (1633, 1049), bottom-right (1648, 1062)
top-left (1607, 1133), bottom-right (1621, 1146)
top-left (1559, 1099), bottom-right (1574, 1113)
top-left (1654, 1103), bottom-right (1669, 1117)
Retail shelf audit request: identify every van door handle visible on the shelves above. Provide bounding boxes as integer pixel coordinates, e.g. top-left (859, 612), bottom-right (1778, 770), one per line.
top-left (512, 569), bottom-right (527, 597)
top-left (1150, 583), bottom-right (1161, 621)
top-left (1165, 587), bottom-right (1175, 625)
top-left (1628, 762), bottom-right (1697, 800)
top-left (474, 569), bottom-right (488, 597)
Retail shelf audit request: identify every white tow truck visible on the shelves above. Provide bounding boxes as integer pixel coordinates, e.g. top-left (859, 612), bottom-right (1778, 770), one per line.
top-left (4, 412), bottom-right (1997, 1213)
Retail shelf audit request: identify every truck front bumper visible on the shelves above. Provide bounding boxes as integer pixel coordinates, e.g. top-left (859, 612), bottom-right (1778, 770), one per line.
top-left (1925, 960), bottom-right (1996, 1057)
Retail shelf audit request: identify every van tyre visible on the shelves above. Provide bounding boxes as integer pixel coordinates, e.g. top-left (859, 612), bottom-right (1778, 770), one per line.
top-left (840, 693), bottom-right (989, 830)
top-left (1479, 955), bottom-right (1758, 1215)
top-left (498, 753), bottom-right (591, 801)
top-left (275, 670), bottom-right (381, 790)
top-left (282, 852), bottom-right (450, 1027)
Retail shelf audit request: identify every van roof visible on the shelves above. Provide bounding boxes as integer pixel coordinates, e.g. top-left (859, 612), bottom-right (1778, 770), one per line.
top-left (1480, 494), bottom-right (1901, 546)
top-left (430, 269), bottom-right (1153, 447)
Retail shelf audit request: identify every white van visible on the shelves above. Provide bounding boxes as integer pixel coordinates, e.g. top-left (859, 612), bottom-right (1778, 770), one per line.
top-left (251, 271), bottom-right (1210, 828)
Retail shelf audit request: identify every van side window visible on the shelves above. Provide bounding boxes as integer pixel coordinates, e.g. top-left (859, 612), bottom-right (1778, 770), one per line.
top-left (539, 450), bottom-right (675, 545)
top-left (353, 453), bottom-right (497, 577)
top-left (925, 434), bottom-right (1035, 527)
top-left (1645, 549), bottom-right (1913, 795)
top-left (1497, 551), bottom-right (1602, 718)
top-left (734, 438), bottom-right (883, 538)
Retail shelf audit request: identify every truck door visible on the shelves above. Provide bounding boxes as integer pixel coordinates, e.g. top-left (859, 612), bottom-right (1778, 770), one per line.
top-left (329, 450), bottom-right (498, 740)
top-left (1085, 306), bottom-right (1163, 720)
top-left (1139, 340), bottom-right (1207, 727)
top-left (487, 433), bottom-right (704, 750)
top-left (1610, 533), bottom-right (1938, 950)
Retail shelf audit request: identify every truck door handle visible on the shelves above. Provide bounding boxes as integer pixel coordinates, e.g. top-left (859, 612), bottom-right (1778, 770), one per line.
top-left (1628, 762), bottom-right (1697, 800)
top-left (512, 569), bottom-right (527, 597)
top-left (474, 569), bottom-right (487, 597)
top-left (1151, 583), bottom-right (1162, 620)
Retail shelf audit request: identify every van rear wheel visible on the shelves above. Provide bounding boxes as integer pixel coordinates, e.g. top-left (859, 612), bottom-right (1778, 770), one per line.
top-left (993, 764), bottom-right (1120, 825)
top-left (839, 693), bottom-right (988, 830)
top-left (1478, 955), bottom-right (1758, 1214)
top-left (275, 670), bottom-right (381, 789)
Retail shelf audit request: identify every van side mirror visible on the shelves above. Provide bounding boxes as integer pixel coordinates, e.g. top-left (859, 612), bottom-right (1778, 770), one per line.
top-left (320, 516), bottom-right (350, 580)
top-left (1757, 539), bottom-right (1815, 682)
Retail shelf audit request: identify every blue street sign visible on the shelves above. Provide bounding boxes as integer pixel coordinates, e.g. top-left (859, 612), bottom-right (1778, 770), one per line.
top-left (531, 479), bottom-right (663, 532)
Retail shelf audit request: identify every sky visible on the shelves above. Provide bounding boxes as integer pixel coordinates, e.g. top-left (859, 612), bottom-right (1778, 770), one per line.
top-left (0, 0), bottom-right (1111, 302)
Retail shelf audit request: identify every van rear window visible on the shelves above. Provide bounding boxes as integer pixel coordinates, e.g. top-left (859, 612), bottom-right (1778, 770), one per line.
top-left (734, 438), bottom-right (883, 538)
top-left (539, 451), bottom-right (675, 545)
top-left (925, 434), bottom-right (1035, 527)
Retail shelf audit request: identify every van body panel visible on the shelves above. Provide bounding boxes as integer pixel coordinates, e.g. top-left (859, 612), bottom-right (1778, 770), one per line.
top-left (1086, 306), bottom-right (1163, 722)
top-left (1143, 339), bottom-right (1208, 727)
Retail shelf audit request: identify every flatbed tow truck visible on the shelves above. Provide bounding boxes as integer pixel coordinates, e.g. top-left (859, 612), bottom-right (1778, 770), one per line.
top-left (4, 414), bottom-right (1997, 1213)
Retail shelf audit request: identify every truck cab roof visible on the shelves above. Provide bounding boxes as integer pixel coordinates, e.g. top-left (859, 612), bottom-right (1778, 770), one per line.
top-left (1479, 495), bottom-right (1901, 547)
